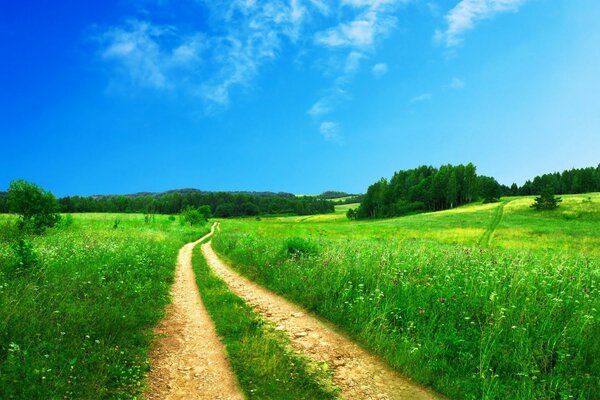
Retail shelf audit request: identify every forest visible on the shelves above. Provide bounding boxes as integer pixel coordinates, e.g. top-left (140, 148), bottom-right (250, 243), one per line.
top-left (0, 190), bottom-right (334, 217)
top-left (352, 163), bottom-right (600, 219)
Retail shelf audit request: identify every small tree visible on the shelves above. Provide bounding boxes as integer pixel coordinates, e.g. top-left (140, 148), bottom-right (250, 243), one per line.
top-left (531, 188), bottom-right (562, 210)
top-left (179, 206), bottom-right (210, 226)
top-left (346, 208), bottom-right (357, 220)
top-left (7, 179), bottom-right (61, 232)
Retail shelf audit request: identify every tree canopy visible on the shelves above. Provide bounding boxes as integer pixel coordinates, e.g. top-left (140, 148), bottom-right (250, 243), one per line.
top-left (353, 163), bottom-right (509, 219)
top-left (7, 180), bottom-right (61, 232)
top-left (57, 190), bottom-right (334, 217)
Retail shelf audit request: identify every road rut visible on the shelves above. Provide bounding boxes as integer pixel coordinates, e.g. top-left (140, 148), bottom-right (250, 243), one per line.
top-left (146, 224), bottom-right (243, 400)
top-left (201, 238), bottom-right (441, 400)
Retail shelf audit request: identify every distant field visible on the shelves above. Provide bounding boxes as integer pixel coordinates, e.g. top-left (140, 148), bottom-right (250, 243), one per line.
top-left (0, 213), bottom-right (207, 399)
top-left (248, 193), bottom-right (600, 254)
top-left (213, 193), bottom-right (600, 399)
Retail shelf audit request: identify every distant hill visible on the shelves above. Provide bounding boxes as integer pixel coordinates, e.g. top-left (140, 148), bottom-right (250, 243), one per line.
top-left (88, 188), bottom-right (296, 199)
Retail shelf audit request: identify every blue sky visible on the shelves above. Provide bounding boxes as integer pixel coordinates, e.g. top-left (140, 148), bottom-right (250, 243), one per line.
top-left (1, 0), bottom-right (599, 196)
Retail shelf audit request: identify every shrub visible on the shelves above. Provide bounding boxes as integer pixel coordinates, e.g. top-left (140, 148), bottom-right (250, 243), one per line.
top-left (284, 237), bottom-right (319, 258)
top-left (9, 239), bottom-right (38, 275)
top-left (7, 180), bottom-right (61, 233)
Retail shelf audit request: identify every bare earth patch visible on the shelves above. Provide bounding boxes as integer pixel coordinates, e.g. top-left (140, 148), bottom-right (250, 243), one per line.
top-left (146, 225), bottom-right (243, 400)
top-left (202, 238), bottom-right (442, 400)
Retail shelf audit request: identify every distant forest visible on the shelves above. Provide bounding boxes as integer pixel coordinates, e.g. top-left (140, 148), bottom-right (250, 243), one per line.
top-left (352, 163), bottom-right (600, 219)
top-left (0, 190), bottom-right (334, 217)
top-left (1, 164), bottom-right (599, 218)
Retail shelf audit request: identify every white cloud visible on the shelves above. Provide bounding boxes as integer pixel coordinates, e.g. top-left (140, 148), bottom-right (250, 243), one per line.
top-left (436, 0), bottom-right (528, 47)
top-left (98, 1), bottom-right (410, 140)
top-left (372, 62), bottom-right (388, 77)
top-left (319, 121), bottom-right (344, 144)
top-left (100, 20), bottom-right (205, 89)
top-left (409, 93), bottom-right (432, 103)
top-left (447, 77), bottom-right (465, 89)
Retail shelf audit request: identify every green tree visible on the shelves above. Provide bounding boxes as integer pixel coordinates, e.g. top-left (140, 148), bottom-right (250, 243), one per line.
top-left (346, 208), bottom-right (357, 220)
top-left (531, 188), bottom-right (562, 210)
top-left (179, 206), bottom-right (206, 226)
top-left (7, 179), bottom-right (61, 232)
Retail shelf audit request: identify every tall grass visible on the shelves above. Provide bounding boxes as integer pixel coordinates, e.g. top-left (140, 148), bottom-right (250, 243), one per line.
top-left (213, 230), bottom-right (600, 399)
top-left (0, 214), bottom-right (207, 399)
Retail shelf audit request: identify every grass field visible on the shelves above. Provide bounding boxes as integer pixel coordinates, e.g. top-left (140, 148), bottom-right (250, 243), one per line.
top-left (212, 193), bottom-right (600, 399)
top-left (0, 213), bottom-right (207, 399)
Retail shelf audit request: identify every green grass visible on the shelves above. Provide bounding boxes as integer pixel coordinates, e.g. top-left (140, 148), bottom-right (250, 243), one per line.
top-left (191, 244), bottom-right (339, 399)
top-left (212, 193), bottom-right (600, 399)
top-left (0, 213), bottom-right (208, 399)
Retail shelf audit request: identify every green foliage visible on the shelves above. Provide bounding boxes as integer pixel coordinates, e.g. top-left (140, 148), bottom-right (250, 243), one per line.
top-left (346, 208), bottom-right (357, 220)
top-left (531, 189), bottom-right (562, 211)
top-left (57, 190), bottom-right (335, 217)
top-left (191, 247), bottom-right (338, 399)
top-left (179, 205), bottom-right (209, 226)
top-left (8, 238), bottom-right (39, 276)
top-left (355, 163), bottom-right (509, 219)
top-left (284, 237), bottom-right (319, 258)
top-left (7, 179), bottom-right (61, 233)
top-left (519, 164), bottom-right (600, 195)
top-left (0, 214), bottom-right (208, 399)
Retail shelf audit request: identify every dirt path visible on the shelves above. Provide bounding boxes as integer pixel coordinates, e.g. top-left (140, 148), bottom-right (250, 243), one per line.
top-left (145, 224), bottom-right (243, 400)
top-left (202, 238), bottom-right (441, 400)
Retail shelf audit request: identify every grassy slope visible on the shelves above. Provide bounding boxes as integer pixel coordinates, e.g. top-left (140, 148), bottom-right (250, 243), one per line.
top-left (212, 193), bottom-right (600, 399)
top-left (0, 213), bottom-right (208, 399)
top-left (191, 245), bottom-right (339, 400)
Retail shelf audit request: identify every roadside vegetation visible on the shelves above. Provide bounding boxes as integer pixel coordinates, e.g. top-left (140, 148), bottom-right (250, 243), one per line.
top-left (0, 212), bottom-right (208, 399)
top-left (212, 193), bottom-right (600, 399)
top-left (191, 245), bottom-right (339, 399)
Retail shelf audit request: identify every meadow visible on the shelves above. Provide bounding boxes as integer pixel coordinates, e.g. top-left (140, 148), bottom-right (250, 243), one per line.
top-left (0, 213), bottom-right (207, 399)
top-left (212, 193), bottom-right (600, 399)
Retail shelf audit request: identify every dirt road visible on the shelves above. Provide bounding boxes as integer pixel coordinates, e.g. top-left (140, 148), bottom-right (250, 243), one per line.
top-left (146, 224), bottom-right (243, 400)
top-left (202, 237), bottom-right (441, 400)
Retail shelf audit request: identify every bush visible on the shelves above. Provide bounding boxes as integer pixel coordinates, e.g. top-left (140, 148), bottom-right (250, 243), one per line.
top-left (9, 239), bottom-right (38, 276)
top-left (284, 237), bottom-right (319, 258)
top-left (179, 206), bottom-right (209, 226)
top-left (7, 180), bottom-right (60, 233)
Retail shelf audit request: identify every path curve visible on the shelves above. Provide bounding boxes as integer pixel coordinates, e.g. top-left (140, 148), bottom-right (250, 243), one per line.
top-left (202, 237), bottom-right (442, 400)
top-left (145, 224), bottom-right (243, 400)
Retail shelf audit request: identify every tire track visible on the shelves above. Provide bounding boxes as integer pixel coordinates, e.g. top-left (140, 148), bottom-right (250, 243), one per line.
top-left (478, 201), bottom-right (509, 247)
top-left (146, 224), bottom-right (244, 400)
top-left (201, 237), bottom-right (442, 400)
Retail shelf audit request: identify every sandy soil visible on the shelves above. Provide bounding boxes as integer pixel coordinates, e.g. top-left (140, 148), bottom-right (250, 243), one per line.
top-left (145, 224), bottom-right (244, 400)
top-left (202, 236), bottom-right (442, 400)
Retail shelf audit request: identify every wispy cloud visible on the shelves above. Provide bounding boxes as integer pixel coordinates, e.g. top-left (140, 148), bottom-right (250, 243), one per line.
top-left (100, 20), bottom-right (205, 89)
top-left (372, 62), bottom-right (388, 77)
top-left (447, 77), bottom-right (465, 89)
top-left (97, 1), bottom-right (409, 139)
top-left (308, 0), bottom-right (408, 141)
top-left (319, 121), bottom-right (344, 144)
top-left (435, 0), bottom-right (528, 47)
top-left (409, 93), bottom-right (432, 104)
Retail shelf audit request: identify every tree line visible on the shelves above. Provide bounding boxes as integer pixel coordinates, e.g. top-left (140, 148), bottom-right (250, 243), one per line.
top-left (351, 163), bottom-right (600, 220)
top-left (351, 163), bottom-right (504, 219)
top-left (516, 165), bottom-right (600, 196)
top-left (53, 191), bottom-right (334, 217)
